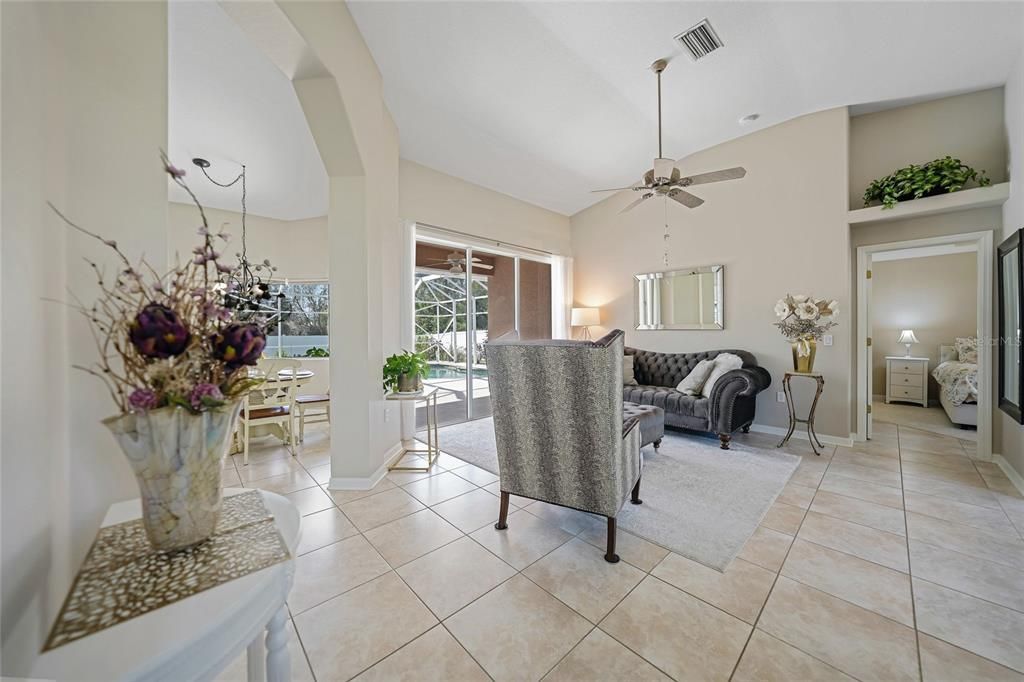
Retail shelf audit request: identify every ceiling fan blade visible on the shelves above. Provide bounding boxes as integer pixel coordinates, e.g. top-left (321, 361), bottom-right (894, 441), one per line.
top-left (619, 193), bottom-right (653, 214)
top-left (668, 189), bottom-right (704, 208)
top-left (591, 186), bottom-right (638, 193)
top-left (472, 263), bottom-right (494, 270)
top-left (683, 167), bottom-right (746, 186)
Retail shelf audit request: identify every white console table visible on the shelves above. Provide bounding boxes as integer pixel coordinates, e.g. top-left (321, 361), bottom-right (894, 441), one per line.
top-left (33, 488), bottom-right (301, 682)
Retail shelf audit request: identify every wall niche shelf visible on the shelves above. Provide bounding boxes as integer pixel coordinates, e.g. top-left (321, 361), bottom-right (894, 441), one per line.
top-left (848, 182), bottom-right (1010, 226)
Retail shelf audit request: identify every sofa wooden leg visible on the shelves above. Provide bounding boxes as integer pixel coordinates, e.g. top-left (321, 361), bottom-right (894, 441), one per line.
top-left (653, 438), bottom-right (662, 451)
top-left (631, 476), bottom-right (643, 505)
top-left (741, 424), bottom-right (750, 433)
top-left (494, 491), bottom-right (510, 530)
top-left (718, 433), bottom-right (731, 450)
top-left (605, 517), bottom-right (620, 563)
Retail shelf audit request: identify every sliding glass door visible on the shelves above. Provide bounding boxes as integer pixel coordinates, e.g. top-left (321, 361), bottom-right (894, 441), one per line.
top-left (414, 236), bottom-right (552, 426)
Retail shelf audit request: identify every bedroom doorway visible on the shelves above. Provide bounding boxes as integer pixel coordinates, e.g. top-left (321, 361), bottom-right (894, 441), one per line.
top-left (856, 231), bottom-right (993, 458)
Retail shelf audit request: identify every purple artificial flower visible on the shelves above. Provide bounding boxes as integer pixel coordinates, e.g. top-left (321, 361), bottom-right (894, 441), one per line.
top-left (165, 163), bottom-right (186, 179)
top-left (129, 303), bottom-right (191, 359)
top-left (210, 323), bottom-right (266, 369)
top-left (128, 388), bottom-right (160, 411)
top-left (189, 382), bottom-right (224, 410)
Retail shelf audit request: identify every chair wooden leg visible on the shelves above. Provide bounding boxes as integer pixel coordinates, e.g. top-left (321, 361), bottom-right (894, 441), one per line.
top-left (494, 491), bottom-right (510, 530)
top-left (718, 433), bottom-right (731, 450)
top-left (605, 517), bottom-right (620, 563)
top-left (298, 406), bottom-right (306, 443)
top-left (631, 476), bottom-right (643, 505)
top-left (243, 418), bottom-right (250, 466)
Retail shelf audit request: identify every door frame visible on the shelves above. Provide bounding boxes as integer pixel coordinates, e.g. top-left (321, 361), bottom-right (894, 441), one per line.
top-left (855, 230), bottom-right (993, 459)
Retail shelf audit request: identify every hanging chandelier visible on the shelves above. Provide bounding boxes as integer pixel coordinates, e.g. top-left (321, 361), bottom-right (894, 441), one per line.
top-left (191, 158), bottom-right (284, 321)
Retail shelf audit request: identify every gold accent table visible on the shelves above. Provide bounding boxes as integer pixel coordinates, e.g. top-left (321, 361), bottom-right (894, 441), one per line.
top-left (32, 488), bottom-right (301, 682)
top-left (778, 371), bottom-right (826, 456)
top-left (386, 386), bottom-right (440, 472)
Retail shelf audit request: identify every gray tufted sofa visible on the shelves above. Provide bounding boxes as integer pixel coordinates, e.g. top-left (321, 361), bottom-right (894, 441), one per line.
top-left (624, 347), bottom-right (772, 449)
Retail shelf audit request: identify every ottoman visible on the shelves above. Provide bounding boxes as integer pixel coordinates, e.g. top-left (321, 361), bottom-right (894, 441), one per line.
top-left (623, 401), bottom-right (664, 450)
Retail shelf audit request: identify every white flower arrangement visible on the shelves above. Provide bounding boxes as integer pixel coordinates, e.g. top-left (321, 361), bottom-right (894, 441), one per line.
top-left (774, 294), bottom-right (839, 356)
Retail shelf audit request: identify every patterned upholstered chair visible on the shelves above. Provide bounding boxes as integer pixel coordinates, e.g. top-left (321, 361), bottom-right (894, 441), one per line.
top-left (486, 329), bottom-right (643, 563)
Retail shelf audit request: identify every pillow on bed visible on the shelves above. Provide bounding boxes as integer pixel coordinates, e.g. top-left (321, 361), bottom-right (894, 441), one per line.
top-left (955, 337), bottom-right (978, 364)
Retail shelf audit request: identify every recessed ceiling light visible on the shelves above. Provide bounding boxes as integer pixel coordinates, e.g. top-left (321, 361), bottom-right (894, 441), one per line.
top-left (739, 113), bottom-right (760, 125)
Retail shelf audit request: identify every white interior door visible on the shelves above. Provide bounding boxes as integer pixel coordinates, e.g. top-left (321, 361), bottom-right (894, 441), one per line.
top-left (865, 256), bottom-right (874, 439)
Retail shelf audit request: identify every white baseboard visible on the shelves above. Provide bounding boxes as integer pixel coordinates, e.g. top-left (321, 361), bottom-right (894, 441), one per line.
top-left (748, 423), bottom-right (854, 448)
top-left (993, 454), bottom-right (1024, 496)
top-left (328, 442), bottom-right (404, 491)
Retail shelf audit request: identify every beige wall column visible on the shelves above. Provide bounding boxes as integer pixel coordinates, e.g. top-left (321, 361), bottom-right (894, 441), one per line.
top-left (1, 1), bottom-right (168, 673)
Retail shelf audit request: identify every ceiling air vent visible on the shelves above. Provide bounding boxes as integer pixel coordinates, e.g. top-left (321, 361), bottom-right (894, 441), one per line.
top-left (675, 19), bottom-right (723, 61)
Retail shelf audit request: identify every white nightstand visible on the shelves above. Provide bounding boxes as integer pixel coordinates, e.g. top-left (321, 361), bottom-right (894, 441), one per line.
top-left (885, 356), bottom-right (929, 407)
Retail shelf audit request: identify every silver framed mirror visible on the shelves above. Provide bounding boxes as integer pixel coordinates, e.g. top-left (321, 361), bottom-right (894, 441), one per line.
top-left (634, 265), bottom-right (724, 330)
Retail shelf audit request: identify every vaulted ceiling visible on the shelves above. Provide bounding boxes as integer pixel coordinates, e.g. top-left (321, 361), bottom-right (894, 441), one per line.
top-left (349, 1), bottom-right (1023, 215)
top-left (170, 2), bottom-right (1023, 220)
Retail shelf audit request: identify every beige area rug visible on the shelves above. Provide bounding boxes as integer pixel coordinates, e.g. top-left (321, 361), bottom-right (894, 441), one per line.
top-left (872, 399), bottom-right (977, 442)
top-left (428, 418), bottom-right (800, 571)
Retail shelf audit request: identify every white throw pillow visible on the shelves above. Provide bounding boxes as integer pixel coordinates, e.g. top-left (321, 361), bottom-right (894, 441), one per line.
top-left (676, 359), bottom-right (716, 395)
top-left (955, 337), bottom-right (978, 364)
top-left (701, 353), bottom-right (744, 398)
top-left (623, 355), bottom-right (638, 386)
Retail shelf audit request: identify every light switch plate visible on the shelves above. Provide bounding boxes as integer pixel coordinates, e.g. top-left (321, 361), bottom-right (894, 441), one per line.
top-left (776, 391), bottom-right (786, 403)
top-left (823, 334), bottom-right (833, 346)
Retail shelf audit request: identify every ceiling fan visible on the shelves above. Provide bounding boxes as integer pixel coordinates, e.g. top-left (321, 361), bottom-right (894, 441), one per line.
top-left (421, 252), bottom-right (494, 275)
top-left (593, 59), bottom-right (746, 213)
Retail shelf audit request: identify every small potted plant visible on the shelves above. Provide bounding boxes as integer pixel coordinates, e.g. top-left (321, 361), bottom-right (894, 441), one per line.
top-left (863, 156), bottom-right (990, 209)
top-left (383, 350), bottom-right (430, 393)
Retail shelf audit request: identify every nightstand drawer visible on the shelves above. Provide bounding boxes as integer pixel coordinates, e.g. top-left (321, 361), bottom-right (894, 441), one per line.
top-left (889, 360), bottom-right (925, 374)
top-left (890, 385), bottom-right (924, 401)
top-left (890, 373), bottom-right (924, 388)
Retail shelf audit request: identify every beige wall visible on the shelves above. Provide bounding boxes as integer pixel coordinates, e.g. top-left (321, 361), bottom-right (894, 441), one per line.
top-left (870, 253), bottom-right (978, 398)
top-left (849, 88), bottom-right (1007, 209)
top-left (400, 159), bottom-right (572, 255)
top-left (571, 108), bottom-right (851, 438)
top-left (1, 2), bottom-right (168, 673)
top-left (168, 203), bottom-right (327, 281)
top-left (996, 49), bottom-right (1024, 478)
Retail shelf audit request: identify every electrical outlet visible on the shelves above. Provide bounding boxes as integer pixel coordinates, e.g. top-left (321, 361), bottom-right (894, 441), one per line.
top-left (776, 391), bottom-right (786, 403)
top-left (823, 334), bottom-right (834, 347)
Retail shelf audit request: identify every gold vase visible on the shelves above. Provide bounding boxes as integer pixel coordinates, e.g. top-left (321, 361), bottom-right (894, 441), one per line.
top-left (103, 400), bottom-right (242, 551)
top-left (791, 339), bottom-right (817, 373)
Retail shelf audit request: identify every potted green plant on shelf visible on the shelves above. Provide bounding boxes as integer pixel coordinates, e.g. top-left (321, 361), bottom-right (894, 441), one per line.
top-left (863, 156), bottom-right (990, 209)
top-left (383, 350), bottom-right (430, 393)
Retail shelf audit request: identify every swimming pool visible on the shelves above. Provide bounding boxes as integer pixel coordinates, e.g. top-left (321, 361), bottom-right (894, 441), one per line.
top-left (427, 364), bottom-right (488, 379)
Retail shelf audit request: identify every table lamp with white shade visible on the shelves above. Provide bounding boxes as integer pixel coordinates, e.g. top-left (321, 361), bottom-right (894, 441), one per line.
top-left (571, 307), bottom-right (601, 340)
top-left (897, 329), bottom-right (920, 357)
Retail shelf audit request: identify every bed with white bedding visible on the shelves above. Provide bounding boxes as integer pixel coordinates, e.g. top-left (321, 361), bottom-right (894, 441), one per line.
top-left (932, 341), bottom-right (978, 427)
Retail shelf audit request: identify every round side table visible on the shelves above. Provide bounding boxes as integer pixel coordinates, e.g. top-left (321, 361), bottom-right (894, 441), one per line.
top-left (33, 488), bottom-right (300, 682)
top-left (777, 371), bottom-right (825, 456)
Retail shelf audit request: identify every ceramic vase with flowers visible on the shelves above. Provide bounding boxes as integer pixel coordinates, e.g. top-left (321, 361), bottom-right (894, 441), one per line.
top-left (52, 155), bottom-right (268, 551)
top-left (773, 294), bottom-right (839, 373)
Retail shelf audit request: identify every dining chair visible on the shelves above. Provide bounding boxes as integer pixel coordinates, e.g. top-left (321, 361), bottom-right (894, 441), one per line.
top-left (295, 392), bottom-right (330, 442)
top-left (238, 358), bottom-right (302, 465)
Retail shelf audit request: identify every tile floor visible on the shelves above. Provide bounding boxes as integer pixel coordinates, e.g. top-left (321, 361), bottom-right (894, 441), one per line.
top-left (217, 420), bottom-right (1024, 681)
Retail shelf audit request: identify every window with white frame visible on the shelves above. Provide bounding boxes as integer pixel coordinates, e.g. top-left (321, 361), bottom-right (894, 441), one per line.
top-left (267, 281), bottom-right (330, 357)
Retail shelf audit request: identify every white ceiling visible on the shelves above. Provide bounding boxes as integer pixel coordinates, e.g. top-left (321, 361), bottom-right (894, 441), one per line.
top-left (170, 2), bottom-right (1023, 220)
top-left (349, 1), bottom-right (1024, 215)
top-left (168, 1), bottom-right (327, 220)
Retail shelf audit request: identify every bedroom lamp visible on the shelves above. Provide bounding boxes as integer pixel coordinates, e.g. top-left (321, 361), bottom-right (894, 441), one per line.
top-left (897, 329), bottom-right (920, 357)
top-left (571, 307), bottom-right (601, 340)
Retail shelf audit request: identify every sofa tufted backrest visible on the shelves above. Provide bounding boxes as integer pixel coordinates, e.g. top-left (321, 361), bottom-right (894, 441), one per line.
top-left (624, 347), bottom-right (759, 388)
